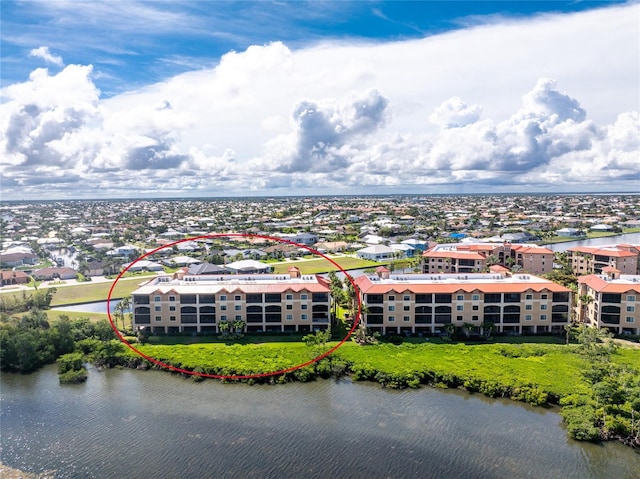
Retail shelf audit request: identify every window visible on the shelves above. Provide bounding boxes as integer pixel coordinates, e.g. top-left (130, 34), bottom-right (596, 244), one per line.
top-left (154, 296), bottom-right (161, 302)
top-left (541, 304), bottom-right (547, 310)
top-left (484, 293), bottom-right (501, 303)
top-left (155, 316), bottom-right (161, 322)
top-left (170, 316), bottom-right (176, 321)
top-left (472, 294), bottom-right (480, 301)
top-left (456, 305), bottom-right (463, 311)
top-left (265, 293), bottom-right (282, 303)
top-left (504, 293), bottom-right (521, 303)
top-left (626, 317), bottom-right (635, 323)
top-left (525, 315), bottom-right (532, 321)
top-left (472, 305), bottom-right (478, 311)
top-left (403, 316), bottom-right (410, 322)
top-left (403, 305), bottom-right (410, 311)
top-left (200, 294), bottom-right (215, 304)
top-left (312, 293), bottom-right (328, 302)
top-left (301, 294), bottom-right (308, 300)
top-left (388, 316), bottom-right (395, 322)
top-left (169, 296), bottom-right (176, 302)
top-left (456, 315), bottom-right (463, 321)
top-left (525, 304), bottom-right (532, 310)
top-left (388, 305), bottom-right (395, 312)
top-left (235, 305), bottom-right (241, 311)
top-left (181, 295), bottom-right (197, 304)
top-left (286, 314), bottom-right (293, 321)
top-left (540, 314), bottom-right (547, 321)
top-left (221, 315), bottom-right (227, 321)
top-left (286, 294), bottom-right (293, 300)
top-left (169, 306), bottom-right (176, 312)
top-left (541, 294), bottom-right (547, 300)
top-left (220, 305), bottom-right (227, 311)
top-left (155, 306), bottom-right (161, 312)
top-left (220, 295), bottom-right (227, 301)
top-left (553, 292), bottom-right (570, 303)
top-left (286, 304), bottom-right (293, 310)
top-left (525, 294), bottom-right (533, 300)
top-left (472, 315), bottom-right (479, 321)
top-left (235, 315), bottom-right (242, 321)
top-left (234, 295), bottom-right (241, 301)
top-left (403, 295), bottom-right (410, 301)
top-left (456, 295), bottom-right (464, 301)
top-left (627, 306), bottom-right (635, 312)
top-left (627, 295), bottom-right (636, 302)
top-left (388, 295), bottom-right (395, 301)
top-left (435, 294), bottom-right (452, 303)
top-left (301, 304), bottom-right (308, 310)
top-left (301, 314), bottom-right (308, 320)
top-left (416, 294), bottom-right (432, 303)
top-left (246, 293), bottom-right (262, 303)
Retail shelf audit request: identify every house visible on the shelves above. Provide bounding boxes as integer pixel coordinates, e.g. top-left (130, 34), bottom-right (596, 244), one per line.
top-left (123, 260), bottom-right (164, 272)
top-left (33, 267), bottom-right (78, 281)
top-left (576, 269), bottom-right (640, 335)
top-left (314, 241), bottom-right (348, 253)
top-left (354, 269), bottom-right (572, 336)
top-left (555, 228), bottom-right (584, 237)
top-left (130, 269), bottom-right (331, 334)
top-left (187, 263), bottom-right (230, 275)
top-left (225, 260), bottom-right (272, 274)
top-left (0, 252), bottom-right (39, 267)
top-left (356, 245), bottom-right (396, 261)
top-left (1, 270), bottom-right (30, 286)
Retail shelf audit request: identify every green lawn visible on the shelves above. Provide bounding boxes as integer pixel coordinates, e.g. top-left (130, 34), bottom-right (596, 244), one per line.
top-left (540, 228), bottom-right (640, 245)
top-left (271, 256), bottom-right (381, 274)
top-left (50, 278), bottom-right (149, 305)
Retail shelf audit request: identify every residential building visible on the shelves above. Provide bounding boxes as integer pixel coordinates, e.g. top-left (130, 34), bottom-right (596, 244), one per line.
top-left (33, 267), bottom-right (78, 281)
top-left (567, 244), bottom-right (640, 275)
top-left (422, 242), bottom-right (553, 275)
top-left (576, 268), bottom-right (640, 335)
top-left (0, 270), bottom-right (30, 286)
top-left (354, 268), bottom-right (572, 336)
top-left (356, 244), bottom-right (398, 261)
top-left (131, 267), bottom-right (331, 334)
top-left (0, 251), bottom-right (39, 267)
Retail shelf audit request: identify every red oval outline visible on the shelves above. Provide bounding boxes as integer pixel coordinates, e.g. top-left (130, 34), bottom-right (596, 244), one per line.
top-left (107, 234), bottom-right (362, 380)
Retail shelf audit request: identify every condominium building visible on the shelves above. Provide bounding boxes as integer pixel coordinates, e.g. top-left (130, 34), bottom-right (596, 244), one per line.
top-left (567, 244), bottom-right (640, 275)
top-left (354, 267), bottom-right (572, 336)
top-left (422, 242), bottom-right (553, 275)
top-left (576, 268), bottom-right (640, 335)
top-left (131, 267), bottom-right (331, 334)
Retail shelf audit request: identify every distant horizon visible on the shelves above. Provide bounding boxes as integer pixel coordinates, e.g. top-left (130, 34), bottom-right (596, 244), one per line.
top-left (3, 190), bottom-right (639, 204)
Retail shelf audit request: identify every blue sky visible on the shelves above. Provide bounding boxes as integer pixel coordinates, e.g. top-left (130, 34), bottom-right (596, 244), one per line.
top-left (1, 1), bottom-right (638, 199)
top-left (1, 1), bottom-right (625, 95)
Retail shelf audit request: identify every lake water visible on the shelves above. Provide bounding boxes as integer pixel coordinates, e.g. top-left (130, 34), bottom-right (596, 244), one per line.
top-left (546, 232), bottom-right (640, 252)
top-left (1, 366), bottom-right (639, 479)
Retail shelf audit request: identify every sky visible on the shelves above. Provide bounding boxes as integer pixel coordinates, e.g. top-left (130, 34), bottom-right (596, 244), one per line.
top-left (1, 0), bottom-right (638, 200)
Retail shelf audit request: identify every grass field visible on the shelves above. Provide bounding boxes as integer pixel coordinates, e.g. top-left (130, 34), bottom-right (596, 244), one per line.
top-left (44, 277), bottom-right (151, 306)
top-left (271, 256), bottom-right (381, 274)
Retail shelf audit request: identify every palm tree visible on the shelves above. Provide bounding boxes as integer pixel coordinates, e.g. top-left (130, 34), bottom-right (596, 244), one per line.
top-left (118, 296), bottom-right (132, 331)
top-left (461, 322), bottom-right (474, 338)
top-left (443, 323), bottom-right (456, 340)
top-left (233, 319), bottom-right (245, 334)
top-left (219, 321), bottom-right (230, 336)
top-left (482, 321), bottom-right (495, 339)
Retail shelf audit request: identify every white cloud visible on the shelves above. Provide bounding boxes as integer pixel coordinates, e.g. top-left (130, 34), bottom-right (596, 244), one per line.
top-left (1, 3), bottom-right (638, 198)
top-left (29, 46), bottom-right (64, 67)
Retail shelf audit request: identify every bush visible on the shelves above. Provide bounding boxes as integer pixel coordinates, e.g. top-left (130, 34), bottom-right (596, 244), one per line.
top-left (57, 352), bottom-right (85, 374)
top-left (59, 367), bottom-right (88, 384)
